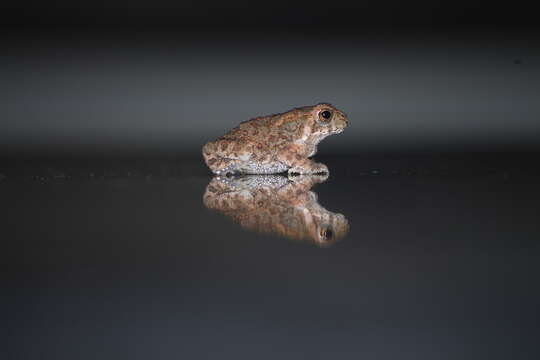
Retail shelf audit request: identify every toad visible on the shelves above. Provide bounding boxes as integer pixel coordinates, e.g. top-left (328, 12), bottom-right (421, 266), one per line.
top-left (202, 103), bottom-right (349, 175)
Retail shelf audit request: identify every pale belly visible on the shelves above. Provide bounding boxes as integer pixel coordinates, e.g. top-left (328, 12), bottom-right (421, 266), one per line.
top-left (235, 161), bottom-right (289, 174)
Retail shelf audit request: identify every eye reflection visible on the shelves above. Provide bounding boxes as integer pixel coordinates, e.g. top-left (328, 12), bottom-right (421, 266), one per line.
top-left (321, 227), bottom-right (333, 240)
top-left (203, 174), bottom-right (349, 247)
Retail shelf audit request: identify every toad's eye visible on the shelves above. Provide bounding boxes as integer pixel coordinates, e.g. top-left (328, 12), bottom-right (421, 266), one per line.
top-left (319, 110), bottom-right (332, 122)
top-left (320, 228), bottom-right (333, 239)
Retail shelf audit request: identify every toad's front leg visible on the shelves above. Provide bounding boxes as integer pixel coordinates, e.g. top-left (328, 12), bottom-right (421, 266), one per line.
top-left (288, 160), bottom-right (329, 176)
top-left (277, 145), bottom-right (329, 175)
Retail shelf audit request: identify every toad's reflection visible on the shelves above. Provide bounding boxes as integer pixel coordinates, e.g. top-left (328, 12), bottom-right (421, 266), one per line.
top-left (203, 175), bottom-right (349, 246)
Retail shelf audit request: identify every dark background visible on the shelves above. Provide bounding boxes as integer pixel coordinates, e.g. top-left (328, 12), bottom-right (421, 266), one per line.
top-left (2, 2), bottom-right (540, 359)
top-left (2, 0), bottom-right (540, 155)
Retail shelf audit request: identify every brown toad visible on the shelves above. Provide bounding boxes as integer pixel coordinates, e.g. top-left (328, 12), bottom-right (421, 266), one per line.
top-left (202, 103), bottom-right (349, 175)
top-left (203, 174), bottom-right (349, 246)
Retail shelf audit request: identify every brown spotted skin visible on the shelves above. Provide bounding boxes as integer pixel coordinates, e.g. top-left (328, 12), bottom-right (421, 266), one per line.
top-left (202, 103), bottom-right (349, 175)
top-left (203, 175), bottom-right (349, 246)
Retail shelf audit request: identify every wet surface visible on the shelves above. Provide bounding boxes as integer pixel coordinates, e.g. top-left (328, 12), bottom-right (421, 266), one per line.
top-left (2, 153), bottom-right (540, 359)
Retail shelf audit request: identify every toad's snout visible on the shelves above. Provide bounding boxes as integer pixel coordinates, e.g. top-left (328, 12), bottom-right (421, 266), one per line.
top-left (337, 114), bottom-right (349, 129)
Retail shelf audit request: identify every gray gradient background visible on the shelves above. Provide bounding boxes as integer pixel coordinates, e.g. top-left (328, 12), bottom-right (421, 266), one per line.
top-left (3, 35), bottom-right (540, 154)
top-left (3, 2), bottom-right (540, 360)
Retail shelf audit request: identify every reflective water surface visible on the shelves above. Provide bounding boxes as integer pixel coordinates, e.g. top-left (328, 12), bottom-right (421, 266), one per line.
top-left (2, 154), bottom-right (540, 359)
top-left (204, 174), bottom-right (349, 246)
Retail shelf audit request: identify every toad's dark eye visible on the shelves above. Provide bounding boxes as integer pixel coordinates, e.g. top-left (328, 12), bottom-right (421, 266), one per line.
top-left (319, 110), bottom-right (332, 121)
top-left (320, 228), bottom-right (333, 239)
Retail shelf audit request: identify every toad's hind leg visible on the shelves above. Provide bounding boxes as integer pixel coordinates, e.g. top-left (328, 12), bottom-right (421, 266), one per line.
top-left (211, 157), bottom-right (243, 175)
top-left (202, 140), bottom-right (248, 175)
